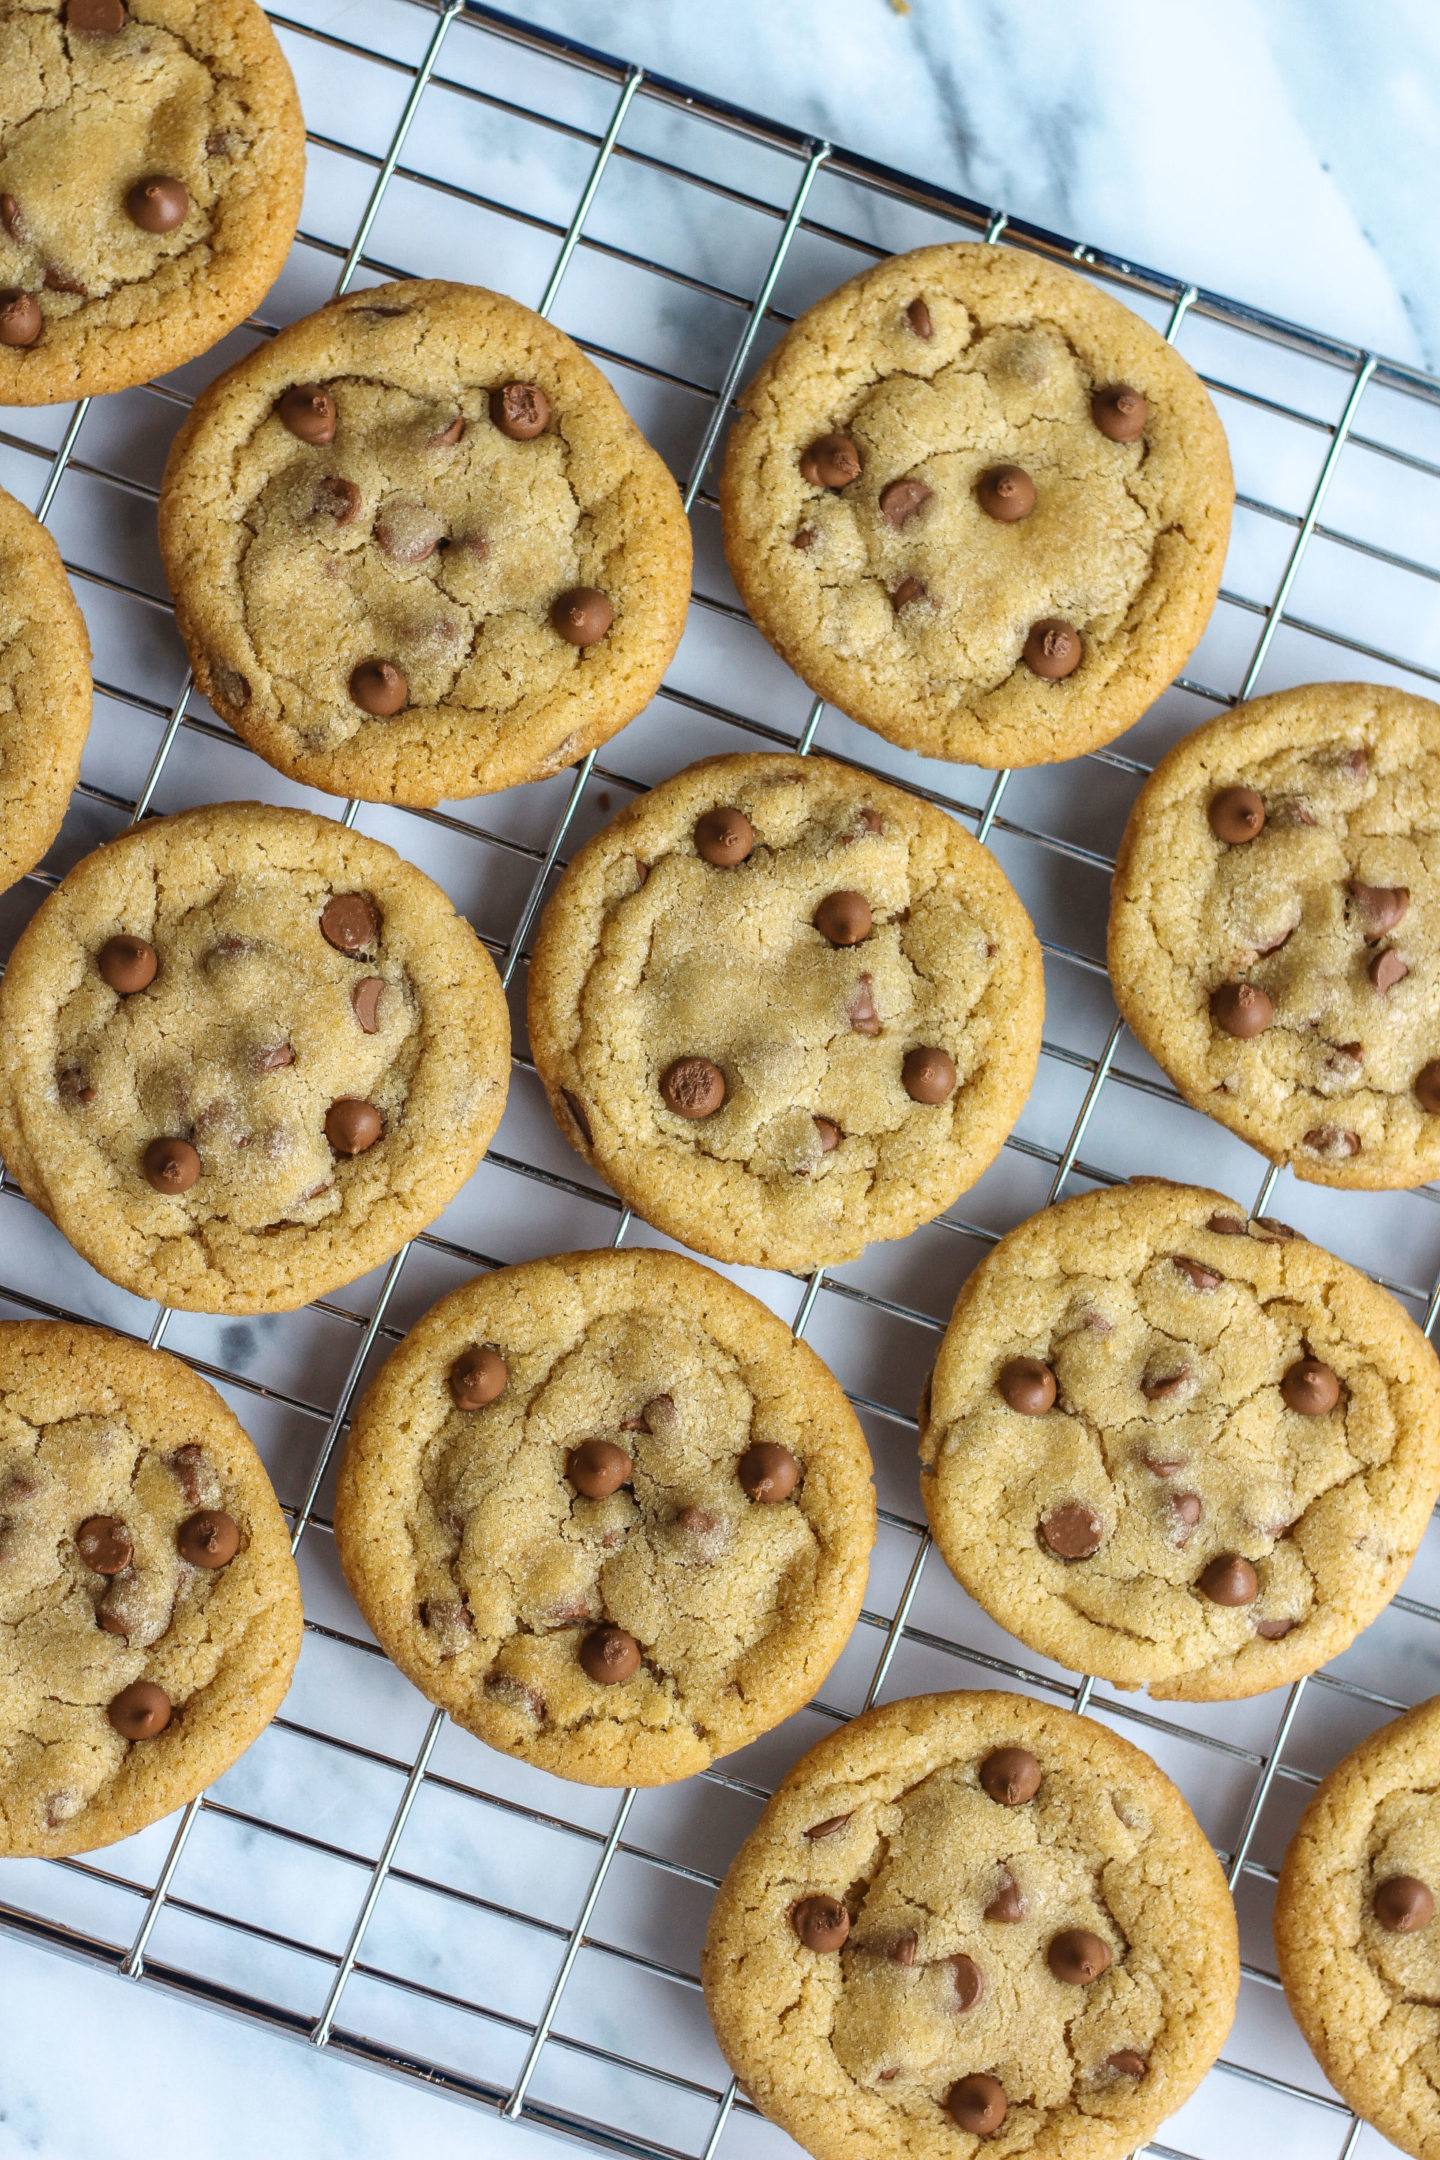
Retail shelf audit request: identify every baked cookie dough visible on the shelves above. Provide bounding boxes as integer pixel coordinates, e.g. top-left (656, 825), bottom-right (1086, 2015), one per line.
top-left (158, 278), bottom-right (693, 807)
top-left (0, 801), bottom-right (509, 1312)
top-left (0, 480), bottom-right (91, 893)
top-left (527, 753), bottom-right (1043, 1272)
top-left (702, 1689), bottom-right (1237, 2160)
top-left (0, 0), bottom-right (303, 404)
top-left (0, 1319), bottom-right (302, 1857)
top-left (919, 1180), bottom-right (1440, 1701)
top-left (333, 1249), bottom-right (875, 1786)
top-left (1111, 683), bottom-right (1440, 1189)
top-left (1276, 1696), bottom-right (1440, 2160)
top-left (719, 242), bottom-right (1232, 769)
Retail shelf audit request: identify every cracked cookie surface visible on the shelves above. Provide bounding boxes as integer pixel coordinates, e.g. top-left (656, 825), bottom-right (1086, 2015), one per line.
top-left (0, 1319), bottom-right (301, 1857)
top-left (0, 0), bottom-right (303, 403)
top-left (719, 242), bottom-right (1232, 769)
top-left (0, 479), bottom-right (91, 892)
top-left (1276, 1696), bottom-right (1440, 2160)
top-left (919, 1180), bottom-right (1440, 1701)
top-left (0, 801), bottom-right (509, 1312)
top-left (1110, 683), bottom-right (1440, 1188)
top-left (158, 278), bottom-right (692, 806)
top-left (527, 753), bottom-right (1043, 1272)
top-left (333, 1250), bottom-right (875, 1786)
top-left (701, 1690), bottom-right (1236, 2160)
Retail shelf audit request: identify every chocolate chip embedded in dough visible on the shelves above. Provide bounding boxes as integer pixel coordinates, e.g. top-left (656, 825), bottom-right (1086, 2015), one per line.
top-left (945, 2074), bottom-right (1006, 2136)
top-left (800, 434), bottom-right (861, 488)
top-left (449, 1344), bottom-right (506, 1409)
top-left (979, 1746), bottom-right (1042, 1805)
top-left (1023, 619), bottom-right (1082, 679)
top-left (675, 1505), bottom-right (716, 1535)
top-left (1141, 1363), bottom-right (1191, 1401)
top-left (325, 1098), bottom-right (383, 1154)
top-left (891, 575), bottom-right (927, 611)
top-left (985, 1875), bottom-right (1026, 1923)
top-left (1172, 1256), bottom-right (1223, 1290)
top-left (976, 465), bottom-right (1036, 522)
top-left (1304, 1123), bottom-right (1362, 1155)
top-left (1041, 1502), bottom-right (1104, 1560)
top-left (790, 1894), bottom-right (850, 1950)
top-left (1350, 881), bottom-right (1408, 940)
top-left (813, 1116), bottom-right (841, 1153)
top-left (1091, 383), bottom-right (1149, 442)
top-left (352, 977), bottom-right (384, 1033)
top-left (738, 1442), bottom-right (799, 1504)
top-left (278, 384), bottom-right (336, 445)
top-left (126, 176), bottom-right (188, 233)
top-left (1173, 1492), bottom-right (1203, 1539)
top-left (43, 264), bottom-right (86, 296)
top-left (107, 1680), bottom-right (171, 1739)
top-left (0, 195), bottom-right (25, 241)
top-left (661, 1056), bottom-right (726, 1119)
top-left (428, 411), bottom-right (466, 447)
top-left (311, 475), bottom-right (361, 524)
top-left (551, 587), bottom-right (612, 646)
top-left (253, 1043), bottom-right (294, 1077)
top-left (805, 1813), bottom-right (852, 1839)
top-left (848, 975), bottom-right (881, 1035)
top-left (996, 1358), bottom-right (1055, 1415)
top-left (886, 1930), bottom-right (917, 1967)
top-left (320, 892), bottom-right (379, 953)
top-left (66, 0), bottom-right (127, 28)
top-left (1048, 1928), bottom-right (1112, 1984)
top-left (1108, 2051), bottom-right (1148, 2079)
top-left (375, 496), bottom-right (445, 564)
top-left (1255, 1616), bottom-right (1295, 1640)
top-left (58, 1067), bottom-right (97, 1104)
top-left (349, 659), bottom-right (408, 715)
top-left (76, 1516), bottom-right (132, 1574)
top-left (1207, 786), bottom-right (1265, 843)
top-left (792, 527), bottom-right (816, 549)
top-left (1370, 948), bottom-right (1409, 994)
top-left (902, 1045), bottom-right (956, 1102)
top-left (1197, 1552), bottom-right (1258, 1606)
top-left (694, 805), bottom-right (754, 866)
top-left (1207, 1213), bottom-right (1247, 1235)
top-left (947, 1954), bottom-right (984, 2010)
top-left (177, 1510), bottom-right (240, 1568)
top-left (566, 1439), bottom-right (632, 1499)
top-left (578, 1623), bottom-right (640, 1685)
top-left (98, 934), bottom-right (157, 994)
top-left (814, 890), bottom-right (872, 946)
top-left (0, 291), bottom-right (41, 347)
top-left (905, 296), bottom-right (933, 338)
top-left (1281, 1357), bottom-right (1340, 1415)
top-left (1375, 1875), bottom-right (1436, 1932)
top-left (879, 477), bottom-right (932, 527)
top-left (1211, 982), bottom-right (1274, 1038)
top-left (143, 1136), bottom-right (200, 1193)
top-left (491, 382), bottom-right (550, 438)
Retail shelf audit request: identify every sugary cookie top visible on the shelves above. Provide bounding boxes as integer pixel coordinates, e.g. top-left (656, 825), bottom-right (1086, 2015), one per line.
top-left (334, 1250), bottom-right (875, 1786)
top-left (527, 754), bottom-right (1043, 1272)
top-left (0, 481), bottom-right (91, 892)
top-left (158, 280), bottom-right (692, 806)
top-left (920, 1181), bottom-right (1440, 1702)
top-left (720, 243), bottom-right (1231, 768)
top-left (0, 0), bottom-right (303, 399)
top-left (1110, 683), bottom-right (1440, 1190)
top-left (0, 1321), bottom-right (301, 1858)
top-left (702, 1692), bottom-right (1236, 2160)
top-left (0, 803), bottom-right (509, 1312)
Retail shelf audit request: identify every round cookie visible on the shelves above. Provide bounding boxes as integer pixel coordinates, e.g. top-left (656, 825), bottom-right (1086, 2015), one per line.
top-left (719, 242), bottom-right (1232, 769)
top-left (527, 752), bottom-right (1044, 1272)
top-left (0, 1319), bottom-right (302, 1857)
top-left (0, 0), bottom-right (303, 404)
top-left (0, 480), bottom-right (91, 892)
top-left (0, 801), bottom-right (509, 1312)
top-left (158, 278), bottom-right (693, 807)
top-left (1275, 1697), bottom-right (1440, 2160)
top-left (919, 1180), bottom-right (1440, 1701)
top-left (701, 1689), bottom-right (1237, 2160)
top-left (1111, 683), bottom-right (1440, 1188)
top-left (333, 1249), bottom-right (876, 1786)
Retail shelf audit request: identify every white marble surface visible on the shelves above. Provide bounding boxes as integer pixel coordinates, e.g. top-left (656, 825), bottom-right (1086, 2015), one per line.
top-left (2, 5), bottom-right (1439, 2160)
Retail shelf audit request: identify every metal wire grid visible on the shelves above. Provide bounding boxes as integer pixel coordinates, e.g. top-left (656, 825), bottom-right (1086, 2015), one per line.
top-left (0, 4), bottom-right (1437, 2157)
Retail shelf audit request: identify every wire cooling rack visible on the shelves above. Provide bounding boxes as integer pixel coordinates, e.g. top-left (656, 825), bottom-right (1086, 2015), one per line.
top-left (2, 4), bottom-right (1440, 2156)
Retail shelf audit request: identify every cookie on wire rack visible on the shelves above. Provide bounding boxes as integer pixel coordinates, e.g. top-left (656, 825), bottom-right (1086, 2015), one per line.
top-left (0, 479), bottom-right (91, 895)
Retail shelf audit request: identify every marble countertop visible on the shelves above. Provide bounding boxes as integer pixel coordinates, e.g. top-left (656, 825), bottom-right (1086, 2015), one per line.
top-left (3, 3), bottom-right (1438, 2158)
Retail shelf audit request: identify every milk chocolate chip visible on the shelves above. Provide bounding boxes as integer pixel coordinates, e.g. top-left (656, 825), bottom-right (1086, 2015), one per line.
top-left (177, 1510), bottom-right (240, 1568)
top-left (996, 1359), bottom-right (1055, 1415)
top-left (1041, 1503), bottom-right (1103, 1560)
top-left (1172, 1257), bottom-right (1223, 1290)
top-left (945, 2075), bottom-right (1006, 2136)
top-left (977, 465), bottom-right (1035, 521)
top-left (491, 382), bottom-right (549, 438)
top-left (879, 477), bottom-right (932, 527)
top-left (1023, 620), bottom-right (1082, 679)
top-left (320, 893), bottom-right (378, 953)
top-left (143, 1137), bottom-right (199, 1193)
top-left (791, 1894), bottom-right (849, 1950)
top-left (661, 1057), bottom-right (725, 1118)
top-left (979, 1746), bottom-right (1041, 1805)
top-left (902, 1045), bottom-right (956, 1102)
top-left (66, 0), bottom-right (128, 25)
top-left (800, 434), bottom-right (860, 488)
top-left (312, 474), bottom-right (361, 523)
top-left (1350, 882), bottom-right (1408, 940)
top-left (349, 659), bottom-right (408, 715)
top-left (1197, 1553), bottom-right (1258, 1606)
top-left (108, 1680), bottom-right (171, 1739)
top-left (1108, 2051), bottom-right (1148, 2079)
top-left (906, 297), bottom-right (933, 338)
top-left (76, 1516), bottom-right (131, 1574)
top-left (325, 1098), bottom-right (383, 1154)
top-left (805, 1813), bottom-right (852, 1839)
top-left (126, 177), bottom-right (188, 233)
top-left (567, 1440), bottom-right (632, 1498)
top-left (450, 1345), bottom-right (506, 1409)
top-left (738, 1442), bottom-right (799, 1503)
top-left (551, 588), bottom-right (612, 646)
top-left (1415, 1062), bottom-right (1440, 1113)
top-left (1207, 786), bottom-right (1265, 843)
top-left (813, 1116), bottom-right (841, 1153)
top-left (278, 384), bottom-right (336, 445)
top-left (695, 806), bottom-right (754, 866)
top-left (1281, 1357), bottom-right (1340, 1414)
top-left (1370, 948), bottom-right (1409, 994)
top-left (352, 978), bottom-right (384, 1032)
top-left (1091, 384), bottom-right (1149, 442)
top-left (891, 575), bottom-right (926, 611)
top-left (0, 291), bottom-right (41, 346)
top-left (985, 1875), bottom-right (1026, 1923)
top-left (1375, 1876), bottom-right (1435, 1933)
top-left (1047, 1929), bottom-right (1112, 1984)
top-left (947, 1954), bottom-right (984, 2011)
top-left (579, 1624), bottom-right (640, 1684)
top-left (1211, 982), bottom-right (1273, 1037)
top-left (375, 497), bottom-right (444, 564)
top-left (99, 934), bottom-right (157, 993)
top-left (814, 890), bottom-right (872, 946)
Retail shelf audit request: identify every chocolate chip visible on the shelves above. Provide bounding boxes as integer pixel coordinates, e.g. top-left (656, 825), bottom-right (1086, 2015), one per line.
top-left (126, 176), bottom-right (188, 233)
top-left (107, 1681), bottom-right (170, 1739)
top-left (551, 587), bottom-right (612, 646)
top-left (43, 264), bottom-right (85, 296)
top-left (76, 1516), bottom-right (131, 1574)
top-left (806, 1813), bottom-right (852, 1839)
top-left (1041, 1503), bottom-right (1103, 1560)
top-left (885, 1929), bottom-right (916, 1967)
top-left (349, 659), bottom-right (408, 715)
top-left (1350, 882), bottom-right (1408, 940)
top-left (947, 1953), bottom-right (984, 2010)
top-left (1091, 384), bottom-right (1149, 442)
top-left (320, 893), bottom-right (378, 953)
top-left (1197, 1553), bottom-right (1258, 1606)
top-left (848, 975), bottom-right (881, 1035)
top-left (325, 1098), bottom-right (383, 1154)
top-left (976, 465), bottom-right (1036, 521)
top-left (376, 496), bottom-right (444, 564)
top-left (58, 1068), bottom-right (97, 1105)
top-left (1172, 1256), bottom-right (1223, 1290)
top-left (98, 934), bottom-right (157, 994)
top-left (1174, 1492), bottom-right (1203, 1530)
top-left (311, 474), bottom-right (361, 524)
top-left (800, 434), bottom-right (860, 488)
top-left (450, 1345), bottom-right (506, 1409)
top-left (1255, 1616), bottom-right (1295, 1640)
top-left (979, 1746), bottom-right (1042, 1805)
top-left (562, 1089), bottom-right (593, 1145)
top-left (985, 1875), bottom-right (1026, 1923)
top-left (1304, 1123), bottom-right (1362, 1155)
top-left (278, 384), bottom-right (336, 445)
top-left (66, 0), bottom-right (127, 28)
top-left (1370, 948), bottom-right (1409, 994)
top-left (1141, 1364), bottom-right (1191, 1401)
top-left (0, 195), bottom-right (24, 241)
top-left (177, 1510), bottom-right (240, 1568)
top-left (675, 1505), bottom-right (716, 1536)
top-left (738, 1442), bottom-right (799, 1503)
top-left (428, 411), bottom-right (465, 447)
top-left (891, 575), bottom-right (926, 611)
top-left (491, 382), bottom-right (550, 438)
top-left (694, 806), bottom-right (754, 866)
top-left (1254, 1219), bottom-right (1297, 1241)
top-left (814, 890), bottom-right (872, 946)
top-left (879, 477), bottom-right (931, 527)
top-left (351, 978), bottom-right (384, 1034)
top-left (579, 1623), bottom-right (640, 1685)
top-left (906, 296), bottom-right (933, 338)
top-left (567, 1439), bottom-right (632, 1498)
top-left (1281, 1357), bottom-right (1340, 1415)
top-left (996, 1359), bottom-right (1056, 1415)
top-left (143, 1137), bottom-right (199, 1193)
top-left (1414, 1062), bottom-right (1440, 1116)
top-left (945, 2074), bottom-right (1006, 2135)
top-left (813, 1116), bottom-right (841, 1153)
top-left (1211, 982), bottom-right (1273, 1038)
top-left (661, 1056), bottom-right (725, 1119)
top-left (902, 1045), bottom-right (956, 1102)
top-left (1375, 1875), bottom-right (1435, 1932)
top-left (1140, 1453), bottom-right (1186, 1476)
top-left (1107, 2051), bottom-right (1148, 2079)
top-left (1047, 1928), bottom-right (1111, 1984)
top-left (169, 1445), bottom-right (207, 1508)
top-left (791, 1894), bottom-right (849, 1950)
top-left (1208, 786), bottom-right (1265, 843)
top-left (1023, 620), bottom-right (1082, 679)
top-left (1207, 1214), bottom-right (1247, 1235)
top-left (0, 290), bottom-right (41, 347)
top-left (792, 526), bottom-right (815, 549)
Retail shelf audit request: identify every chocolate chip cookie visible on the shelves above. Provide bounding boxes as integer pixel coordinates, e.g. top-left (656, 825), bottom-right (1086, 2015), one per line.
top-left (0, 801), bottom-right (509, 1312)
top-left (333, 1249), bottom-right (876, 1786)
top-left (719, 242), bottom-right (1232, 769)
top-left (158, 278), bottom-right (693, 807)
top-left (1276, 1696), bottom-right (1440, 2159)
top-left (526, 753), bottom-right (1043, 1272)
top-left (0, 0), bottom-right (303, 404)
top-left (0, 479), bottom-right (91, 892)
top-left (919, 1179), bottom-right (1440, 1701)
top-left (1110, 683), bottom-right (1440, 1188)
top-left (702, 1689), bottom-right (1237, 2160)
top-left (0, 1318), bottom-right (302, 1856)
